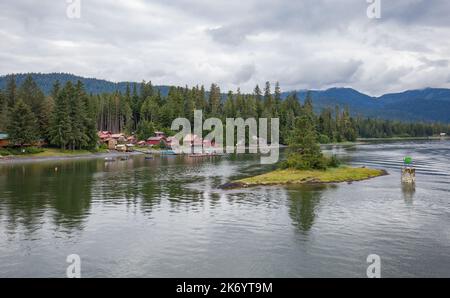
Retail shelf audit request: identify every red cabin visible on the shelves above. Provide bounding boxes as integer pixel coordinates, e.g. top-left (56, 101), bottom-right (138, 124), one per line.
top-left (147, 132), bottom-right (167, 146)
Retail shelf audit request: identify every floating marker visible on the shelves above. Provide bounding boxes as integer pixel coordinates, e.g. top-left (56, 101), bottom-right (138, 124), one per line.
top-left (402, 156), bottom-right (415, 183)
top-left (404, 156), bottom-right (412, 165)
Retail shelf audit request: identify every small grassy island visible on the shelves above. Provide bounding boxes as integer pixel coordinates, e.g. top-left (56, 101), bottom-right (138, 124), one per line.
top-left (233, 167), bottom-right (386, 188)
top-left (222, 106), bottom-right (387, 189)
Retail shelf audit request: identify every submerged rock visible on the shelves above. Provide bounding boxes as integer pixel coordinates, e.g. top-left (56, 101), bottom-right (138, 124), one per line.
top-left (219, 182), bottom-right (247, 189)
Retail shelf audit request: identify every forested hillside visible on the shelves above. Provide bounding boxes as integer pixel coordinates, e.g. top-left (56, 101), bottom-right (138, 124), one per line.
top-left (2, 73), bottom-right (450, 123)
top-left (0, 73), bottom-right (171, 97)
top-left (1, 74), bottom-right (449, 150)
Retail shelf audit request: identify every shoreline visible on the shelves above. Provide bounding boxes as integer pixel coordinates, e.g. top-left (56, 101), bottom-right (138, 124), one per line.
top-left (357, 136), bottom-right (450, 142)
top-left (0, 136), bottom-right (447, 165)
top-left (0, 151), bottom-right (144, 165)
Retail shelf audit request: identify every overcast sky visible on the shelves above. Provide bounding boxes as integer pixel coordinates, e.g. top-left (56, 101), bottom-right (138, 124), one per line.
top-left (1, 0), bottom-right (450, 96)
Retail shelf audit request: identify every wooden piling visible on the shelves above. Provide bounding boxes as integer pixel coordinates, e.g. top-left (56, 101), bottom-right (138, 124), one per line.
top-left (401, 167), bottom-right (416, 183)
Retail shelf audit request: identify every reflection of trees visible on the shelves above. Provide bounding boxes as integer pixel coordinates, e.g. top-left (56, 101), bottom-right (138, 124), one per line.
top-left (0, 154), bottom-right (247, 236)
top-left (140, 179), bottom-right (162, 212)
top-left (50, 162), bottom-right (95, 229)
top-left (95, 156), bottom-right (206, 214)
top-left (287, 185), bottom-right (324, 232)
top-left (0, 161), bottom-right (95, 232)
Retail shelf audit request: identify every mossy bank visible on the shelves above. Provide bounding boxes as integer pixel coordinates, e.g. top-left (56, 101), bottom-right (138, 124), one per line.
top-left (222, 167), bottom-right (387, 189)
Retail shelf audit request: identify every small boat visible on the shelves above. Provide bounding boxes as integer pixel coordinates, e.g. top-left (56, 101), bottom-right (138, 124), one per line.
top-left (145, 156), bottom-right (154, 160)
top-left (160, 150), bottom-right (177, 155)
top-left (104, 157), bottom-right (116, 162)
top-left (119, 156), bottom-right (129, 161)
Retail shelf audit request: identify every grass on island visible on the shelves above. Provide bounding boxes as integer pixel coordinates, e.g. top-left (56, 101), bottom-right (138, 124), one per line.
top-left (236, 167), bottom-right (386, 187)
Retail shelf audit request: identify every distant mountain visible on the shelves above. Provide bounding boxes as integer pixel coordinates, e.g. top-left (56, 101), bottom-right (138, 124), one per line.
top-left (0, 73), bottom-right (171, 97)
top-left (1, 73), bottom-right (450, 123)
top-left (284, 87), bottom-right (450, 123)
top-left (289, 88), bottom-right (378, 116)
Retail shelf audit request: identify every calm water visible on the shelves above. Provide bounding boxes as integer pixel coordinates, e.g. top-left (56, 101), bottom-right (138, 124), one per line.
top-left (0, 141), bottom-right (449, 277)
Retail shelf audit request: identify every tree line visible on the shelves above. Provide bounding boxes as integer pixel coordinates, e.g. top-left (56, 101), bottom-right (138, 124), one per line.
top-left (0, 74), bottom-right (449, 149)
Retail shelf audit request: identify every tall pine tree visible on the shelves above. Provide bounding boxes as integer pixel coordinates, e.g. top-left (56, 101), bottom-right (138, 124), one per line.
top-left (7, 100), bottom-right (38, 147)
top-left (49, 83), bottom-right (72, 150)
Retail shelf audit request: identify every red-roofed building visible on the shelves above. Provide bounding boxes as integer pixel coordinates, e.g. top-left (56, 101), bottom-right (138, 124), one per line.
top-left (0, 133), bottom-right (9, 147)
top-left (147, 132), bottom-right (167, 146)
top-left (127, 135), bottom-right (137, 144)
top-left (98, 131), bottom-right (111, 142)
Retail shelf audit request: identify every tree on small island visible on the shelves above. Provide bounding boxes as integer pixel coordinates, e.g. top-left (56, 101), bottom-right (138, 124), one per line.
top-left (281, 96), bottom-right (340, 171)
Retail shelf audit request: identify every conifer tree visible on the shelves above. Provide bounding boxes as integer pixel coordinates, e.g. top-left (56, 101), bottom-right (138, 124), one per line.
top-left (283, 114), bottom-right (325, 170)
top-left (136, 120), bottom-right (155, 141)
top-left (49, 84), bottom-right (72, 150)
top-left (0, 90), bottom-right (8, 131)
top-left (254, 84), bottom-right (263, 117)
top-left (39, 97), bottom-right (54, 141)
top-left (131, 83), bottom-right (140, 130)
top-left (5, 74), bottom-right (17, 108)
top-left (303, 91), bottom-right (314, 117)
top-left (263, 81), bottom-right (273, 117)
top-left (234, 88), bottom-right (245, 117)
top-left (208, 83), bottom-right (221, 118)
top-left (141, 95), bottom-right (160, 123)
top-left (18, 75), bottom-right (45, 116)
top-left (274, 82), bottom-right (282, 117)
top-left (224, 91), bottom-right (235, 118)
top-left (7, 99), bottom-right (38, 147)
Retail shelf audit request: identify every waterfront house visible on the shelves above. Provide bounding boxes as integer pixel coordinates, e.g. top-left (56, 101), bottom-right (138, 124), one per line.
top-left (0, 133), bottom-right (9, 147)
top-left (110, 133), bottom-right (126, 144)
top-left (98, 131), bottom-right (112, 142)
top-left (127, 135), bottom-right (137, 144)
top-left (147, 131), bottom-right (167, 146)
top-left (106, 138), bottom-right (117, 150)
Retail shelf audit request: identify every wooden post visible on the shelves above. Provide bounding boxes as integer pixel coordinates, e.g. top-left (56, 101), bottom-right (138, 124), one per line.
top-left (401, 167), bottom-right (416, 183)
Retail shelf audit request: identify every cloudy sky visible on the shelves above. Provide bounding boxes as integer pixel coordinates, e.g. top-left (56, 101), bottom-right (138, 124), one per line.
top-left (1, 0), bottom-right (450, 95)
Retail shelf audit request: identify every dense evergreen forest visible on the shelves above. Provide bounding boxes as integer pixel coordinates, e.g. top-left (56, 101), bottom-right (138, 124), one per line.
top-left (0, 74), bottom-right (449, 150)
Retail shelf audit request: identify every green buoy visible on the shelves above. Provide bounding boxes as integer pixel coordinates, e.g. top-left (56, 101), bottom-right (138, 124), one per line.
top-left (404, 156), bottom-right (412, 165)
top-left (402, 156), bottom-right (415, 183)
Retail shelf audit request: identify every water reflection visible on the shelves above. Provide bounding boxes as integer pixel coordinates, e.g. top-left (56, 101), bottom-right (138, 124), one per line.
top-left (402, 182), bottom-right (416, 205)
top-left (0, 162), bottom-right (95, 232)
top-left (1, 142), bottom-right (450, 277)
top-left (287, 185), bottom-right (325, 232)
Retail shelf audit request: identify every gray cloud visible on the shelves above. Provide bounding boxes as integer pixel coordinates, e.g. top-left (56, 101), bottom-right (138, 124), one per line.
top-left (0, 0), bottom-right (450, 96)
top-left (232, 63), bottom-right (256, 84)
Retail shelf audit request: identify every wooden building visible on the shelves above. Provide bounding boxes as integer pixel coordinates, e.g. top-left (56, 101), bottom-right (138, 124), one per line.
top-left (0, 133), bottom-right (9, 147)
